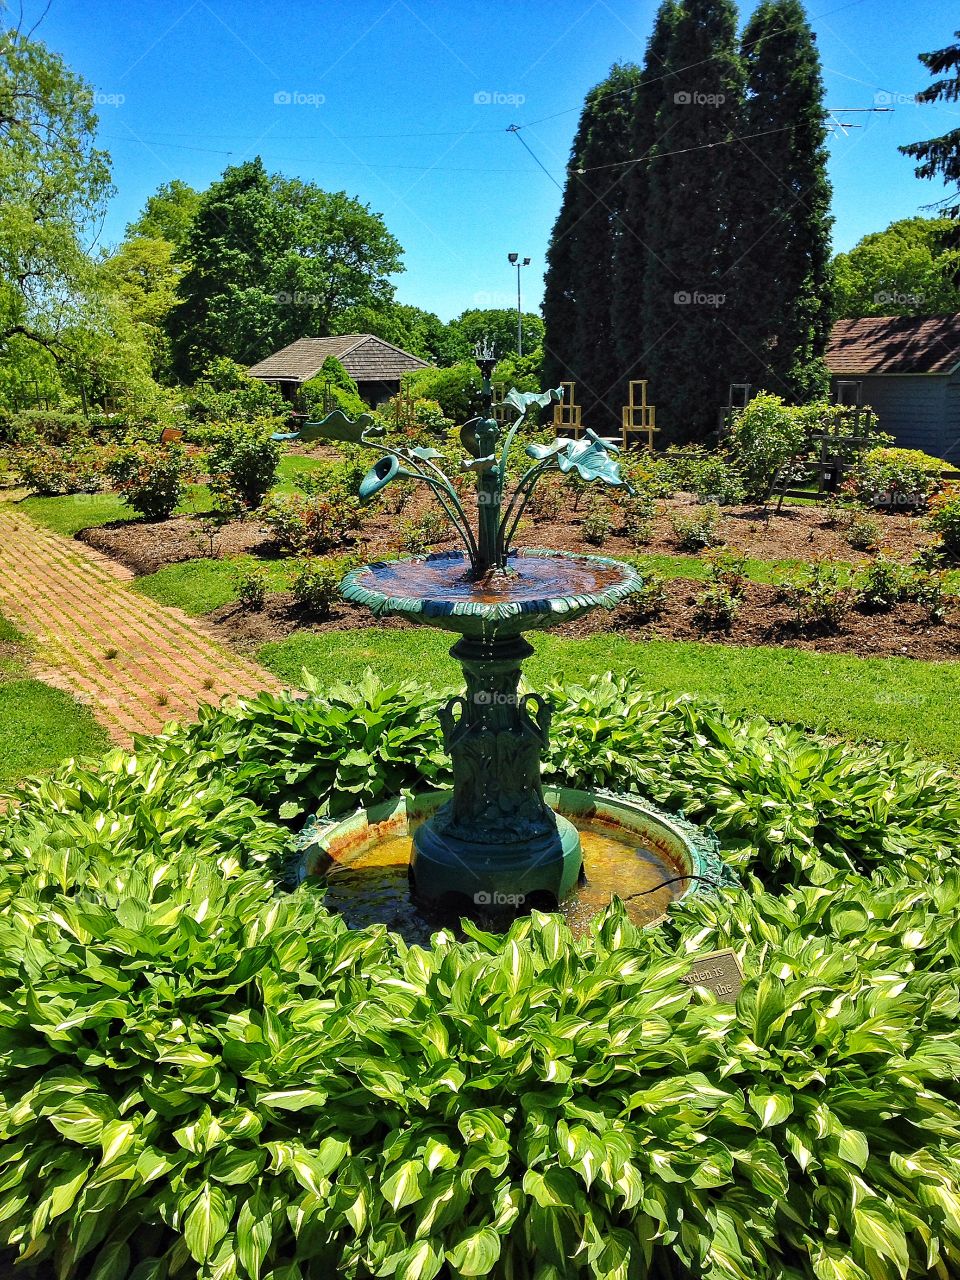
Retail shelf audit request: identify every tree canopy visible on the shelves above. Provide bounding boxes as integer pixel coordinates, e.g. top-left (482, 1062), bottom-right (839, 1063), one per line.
top-left (166, 158), bottom-right (404, 381)
top-left (833, 217), bottom-right (960, 317)
top-left (125, 180), bottom-right (201, 256)
top-left (900, 30), bottom-right (960, 279)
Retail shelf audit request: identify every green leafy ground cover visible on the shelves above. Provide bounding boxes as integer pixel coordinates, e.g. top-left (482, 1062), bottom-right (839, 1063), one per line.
top-left (1, 674), bottom-right (960, 1279)
top-left (133, 557), bottom-right (296, 616)
top-left (0, 613), bottom-right (109, 785)
top-left (258, 628), bottom-right (960, 762)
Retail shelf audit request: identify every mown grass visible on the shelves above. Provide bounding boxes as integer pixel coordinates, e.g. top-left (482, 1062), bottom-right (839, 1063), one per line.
top-left (134, 555), bottom-right (295, 616)
top-left (18, 483), bottom-right (216, 537)
top-left (0, 611), bottom-right (110, 787)
top-left (258, 626), bottom-right (960, 762)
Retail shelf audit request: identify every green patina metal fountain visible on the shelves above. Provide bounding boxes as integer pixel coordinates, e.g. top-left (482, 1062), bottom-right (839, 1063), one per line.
top-left (290, 343), bottom-right (728, 920)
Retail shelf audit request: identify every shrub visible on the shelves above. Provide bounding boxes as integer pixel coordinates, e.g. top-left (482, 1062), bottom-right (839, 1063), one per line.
top-left (263, 491), bottom-right (361, 555)
top-left (912, 569), bottom-right (955, 623)
top-left (399, 508), bottom-right (447, 554)
top-left (233, 563), bottom-right (268, 611)
top-left (3, 676), bottom-right (960, 1277)
top-left (694, 582), bottom-right (741, 631)
top-left (728, 392), bottom-right (808, 500)
top-left (2, 409), bottom-right (90, 446)
top-left (855, 553), bottom-right (913, 611)
top-left (671, 504), bottom-right (722, 551)
top-left (106, 443), bottom-right (189, 520)
top-left (402, 362), bottom-right (481, 423)
top-left (927, 485), bottom-right (960, 559)
top-left (703, 548), bottom-right (749, 597)
top-left (292, 556), bottom-right (346, 616)
top-left (581, 497), bottom-right (611, 546)
top-left (188, 357), bottom-right (287, 422)
top-left (844, 511), bottom-right (883, 552)
top-left (14, 442), bottom-right (108, 495)
top-left (850, 447), bottom-right (948, 512)
top-left (780, 562), bottom-right (855, 632)
top-left (299, 357), bottom-right (368, 421)
top-left (207, 423), bottom-right (281, 513)
top-left (621, 571), bottom-right (668, 622)
top-left (690, 454), bottom-right (746, 506)
top-left (528, 477), bottom-right (564, 522)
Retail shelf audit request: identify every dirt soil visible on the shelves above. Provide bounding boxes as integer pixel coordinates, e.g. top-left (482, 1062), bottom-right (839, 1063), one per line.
top-left (204, 576), bottom-right (960, 664)
top-left (72, 484), bottom-right (956, 663)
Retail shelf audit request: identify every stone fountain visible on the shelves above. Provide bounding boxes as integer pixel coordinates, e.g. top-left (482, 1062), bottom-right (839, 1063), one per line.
top-left (287, 346), bottom-right (730, 928)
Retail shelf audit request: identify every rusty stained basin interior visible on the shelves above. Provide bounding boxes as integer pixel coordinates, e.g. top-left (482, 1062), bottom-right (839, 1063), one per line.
top-left (354, 550), bottom-right (629, 606)
top-left (316, 802), bottom-right (690, 944)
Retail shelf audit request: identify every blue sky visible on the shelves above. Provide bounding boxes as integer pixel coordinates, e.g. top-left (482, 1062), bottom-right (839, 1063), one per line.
top-left (28, 0), bottom-right (960, 321)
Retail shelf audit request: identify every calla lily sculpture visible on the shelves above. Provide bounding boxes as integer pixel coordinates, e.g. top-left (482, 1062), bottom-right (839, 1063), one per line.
top-left (297, 372), bottom-right (633, 578)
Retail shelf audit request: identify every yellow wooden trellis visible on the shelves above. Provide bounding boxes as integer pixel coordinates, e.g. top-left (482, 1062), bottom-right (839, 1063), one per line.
top-left (492, 382), bottom-right (511, 426)
top-left (621, 380), bottom-right (658, 451)
top-left (552, 382), bottom-right (583, 438)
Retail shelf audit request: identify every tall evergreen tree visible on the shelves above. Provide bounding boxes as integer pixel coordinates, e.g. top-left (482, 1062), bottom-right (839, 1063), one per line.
top-left (900, 31), bottom-right (960, 279)
top-left (640, 0), bottom-right (744, 442)
top-left (611, 1), bottom-right (680, 403)
top-left (542, 64), bottom-right (642, 428)
top-left (728, 0), bottom-right (833, 402)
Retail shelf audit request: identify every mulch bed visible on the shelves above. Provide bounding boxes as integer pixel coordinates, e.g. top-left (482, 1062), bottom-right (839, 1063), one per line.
top-left (204, 578), bottom-right (960, 664)
top-left (78, 516), bottom-right (278, 576)
top-left (75, 490), bottom-right (937, 580)
top-left (71, 486), bottom-right (957, 663)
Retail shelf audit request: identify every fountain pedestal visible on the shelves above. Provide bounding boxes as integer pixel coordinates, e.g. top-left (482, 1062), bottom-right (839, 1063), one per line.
top-left (411, 632), bottom-right (582, 910)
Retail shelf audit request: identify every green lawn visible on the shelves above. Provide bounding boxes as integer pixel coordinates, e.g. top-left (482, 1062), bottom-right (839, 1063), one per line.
top-left (258, 627), bottom-right (960, 762)
top-left (0, 612), bottom-right (110, 788)
top-left (18, 483), bottom-right (216, 537)
top-left (134, 555), bottom-right (295, 615)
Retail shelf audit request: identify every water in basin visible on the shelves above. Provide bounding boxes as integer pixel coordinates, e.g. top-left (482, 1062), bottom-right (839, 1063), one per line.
top-left (318, 816), bottom-right (688, 944)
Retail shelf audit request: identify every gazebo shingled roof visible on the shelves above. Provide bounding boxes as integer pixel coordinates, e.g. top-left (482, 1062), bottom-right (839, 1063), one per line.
top-left (248, 334), bottom-right (430, 384)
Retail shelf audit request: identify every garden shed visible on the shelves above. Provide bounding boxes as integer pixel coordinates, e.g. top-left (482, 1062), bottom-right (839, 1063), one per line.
top-left (825, 314), bottom-right (960, 462)
top-left (248, 334), bottom-right (431, 407)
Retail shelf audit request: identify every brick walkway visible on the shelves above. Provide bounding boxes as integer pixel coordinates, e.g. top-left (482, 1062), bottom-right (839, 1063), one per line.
top-left (0, 506), bottom-right (282, 744)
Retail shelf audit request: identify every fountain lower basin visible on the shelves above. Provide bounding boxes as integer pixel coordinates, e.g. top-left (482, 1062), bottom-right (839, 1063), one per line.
top-left (292, 788), bottom-right (728, 941)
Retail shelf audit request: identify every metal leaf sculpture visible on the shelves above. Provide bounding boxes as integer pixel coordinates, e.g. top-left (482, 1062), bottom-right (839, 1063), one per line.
top-left (278, 381), bottom-right (632, 577)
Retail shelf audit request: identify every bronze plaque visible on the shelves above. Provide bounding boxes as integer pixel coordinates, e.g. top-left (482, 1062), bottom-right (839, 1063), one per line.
top-left (680, 948), bottom-right (744, 1003)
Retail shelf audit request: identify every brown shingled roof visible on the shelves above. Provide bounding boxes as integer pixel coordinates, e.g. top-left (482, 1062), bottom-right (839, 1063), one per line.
top-left (248, 334), bottom-right (431, 383)
top-left (826, 314), bottom-right (960, 376)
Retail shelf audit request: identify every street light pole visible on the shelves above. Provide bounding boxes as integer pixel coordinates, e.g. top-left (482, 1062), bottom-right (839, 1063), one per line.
top-left (507, 253), bottom-right (531, 357)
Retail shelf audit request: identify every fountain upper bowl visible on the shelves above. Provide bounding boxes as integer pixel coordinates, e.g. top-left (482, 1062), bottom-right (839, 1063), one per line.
top-left (340, 548), bottom-right (643, 637)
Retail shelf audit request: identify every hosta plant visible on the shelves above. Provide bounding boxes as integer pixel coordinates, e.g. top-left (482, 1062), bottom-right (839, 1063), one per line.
top-left (2, 675), bottom-right (960, 1278)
